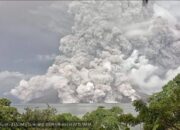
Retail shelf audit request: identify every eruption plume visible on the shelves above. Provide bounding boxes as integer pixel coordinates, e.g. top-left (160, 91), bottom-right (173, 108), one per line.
top-left (11, 1), bottom-right (180, 103)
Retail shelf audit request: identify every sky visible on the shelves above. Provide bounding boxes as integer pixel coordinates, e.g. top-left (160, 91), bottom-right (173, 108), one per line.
top-left (0, 1), bottom-right (72, 74)
top-left (0, 1), bottom-right (73, 102)
top-left (0, 1), bottom-right (180, 103)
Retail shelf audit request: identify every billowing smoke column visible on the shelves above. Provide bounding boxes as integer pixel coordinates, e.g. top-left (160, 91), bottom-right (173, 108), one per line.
top-left (11, 1), bottom-right (180, 103)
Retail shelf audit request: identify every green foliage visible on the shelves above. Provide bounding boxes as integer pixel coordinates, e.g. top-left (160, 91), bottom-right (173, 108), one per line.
top-left (133, 74), bottom-right (180, 130)
top-left (55, 113), bottom-right (80, 122)
top-left (0, 98), bottom-right (11, 106)
top-left (22, 105), bottom-right (57, 122)
top-left (83, 106), bottom-right (126, 130)
top-left (119, 113), bottom-right (138, 127)
top-left (0, 98), bottom-right (21, 130)
top-left (0, 106), bottom-right (20, 122)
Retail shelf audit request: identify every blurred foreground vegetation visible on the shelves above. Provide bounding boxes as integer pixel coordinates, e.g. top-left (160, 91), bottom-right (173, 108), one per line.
top-left (0, 74), bottom-right (180, 130)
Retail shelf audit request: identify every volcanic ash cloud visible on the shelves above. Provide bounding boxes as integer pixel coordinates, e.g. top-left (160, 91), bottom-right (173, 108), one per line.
top-left (11, 1), bottom-right (180, 103)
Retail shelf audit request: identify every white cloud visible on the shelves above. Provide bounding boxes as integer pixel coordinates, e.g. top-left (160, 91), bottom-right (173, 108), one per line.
top-left (0, 71), bottom-right (30, 101)
top-left (0, 71), bottom-right (24, 80)
top-left (37, 54), bottom-right (56, 61)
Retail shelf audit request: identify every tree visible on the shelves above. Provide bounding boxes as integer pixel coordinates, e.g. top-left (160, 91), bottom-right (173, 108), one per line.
top-left (0, 98), bottom-right (11, 106)
top-left (133, 74), bottom-right (180, 130)
top-left (22, 106), bottom-right (57, 122)
top-left (0, 106), bottom-right (20, 122)
top-left (83, 106), bottom-right (126, 130)
top-left (119, 113), bottom-right (138, 128)
top-left (55, 113), bottom-right (80, 122)
top-left (0, 98), bottom-right (21, 130)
